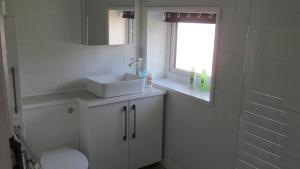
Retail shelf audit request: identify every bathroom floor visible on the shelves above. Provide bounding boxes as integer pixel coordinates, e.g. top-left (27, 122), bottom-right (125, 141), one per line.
top-left (140, 163), bottom-right (166, 169)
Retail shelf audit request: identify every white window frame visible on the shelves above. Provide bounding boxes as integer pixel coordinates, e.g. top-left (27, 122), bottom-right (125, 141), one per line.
top-left (170, 22), bottom-right (189, 76)
top-left (166, 7), bottom-right (221, 83)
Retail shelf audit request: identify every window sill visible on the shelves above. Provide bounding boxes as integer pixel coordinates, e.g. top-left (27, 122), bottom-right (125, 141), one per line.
top-left (153, 78), bottom-right (212, 104)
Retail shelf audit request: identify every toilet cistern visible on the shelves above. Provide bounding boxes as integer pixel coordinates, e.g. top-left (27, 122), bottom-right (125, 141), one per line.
top-left (128, 57), bottom-right (143, 77)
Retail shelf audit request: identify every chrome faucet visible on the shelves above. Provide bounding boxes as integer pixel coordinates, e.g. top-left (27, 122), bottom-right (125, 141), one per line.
top-left (128, 57), bottom-right (143, 77)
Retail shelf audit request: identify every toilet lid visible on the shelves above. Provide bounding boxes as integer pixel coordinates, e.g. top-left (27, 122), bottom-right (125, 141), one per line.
top-left (40, 147), bottom-right (88, 169)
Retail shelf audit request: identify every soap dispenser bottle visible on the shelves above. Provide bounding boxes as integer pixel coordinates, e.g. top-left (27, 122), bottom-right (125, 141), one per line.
top-left (199, 70), bottom-right (209, 91)
top-left (190, 68), bottom-right (196, 89)
top-left (146, 72), bottom-right (153, 88)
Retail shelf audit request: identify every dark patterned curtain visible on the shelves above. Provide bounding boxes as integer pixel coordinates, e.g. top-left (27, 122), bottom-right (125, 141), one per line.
top-left (165, 12), bottom-right (216, 24)
top-left (122, 11), bottom-right (135, 19)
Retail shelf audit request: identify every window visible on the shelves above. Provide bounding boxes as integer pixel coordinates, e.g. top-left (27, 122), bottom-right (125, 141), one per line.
top-left (146, 8), bottom-right (220, 103)
top-left (174, 23), bottom-right (216, 76)
top-left (168, 12), bottom-right (218, 77)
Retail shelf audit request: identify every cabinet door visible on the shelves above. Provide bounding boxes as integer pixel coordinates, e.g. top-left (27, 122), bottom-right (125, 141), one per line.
top-left (4, 16), bottom-right (22, 119)
top-left (88, 101), bottom-right (129, 169)
top-left (129, 96), bottom-right (164, 169)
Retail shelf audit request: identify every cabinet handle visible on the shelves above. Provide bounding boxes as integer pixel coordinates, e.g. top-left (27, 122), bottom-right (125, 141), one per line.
top-left (11, 67), bottom-right (18, 114)
top-left (123, 106), bottom-right (127, 141)
top-left (132, 105), bottom-right (136, 139)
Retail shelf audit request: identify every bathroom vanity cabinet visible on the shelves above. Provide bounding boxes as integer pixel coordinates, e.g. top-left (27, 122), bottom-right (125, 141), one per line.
top-left (80, 95), bottom-right (164, 169)
top-left (22, 88), bottom-right (165, 169)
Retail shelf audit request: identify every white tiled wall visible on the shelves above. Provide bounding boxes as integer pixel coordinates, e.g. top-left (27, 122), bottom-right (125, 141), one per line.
top-left (6, 0), bottom-right (135, 97)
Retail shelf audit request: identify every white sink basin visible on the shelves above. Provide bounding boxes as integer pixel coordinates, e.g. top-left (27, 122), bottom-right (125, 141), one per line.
top-left (86, 73), bottom-right (145, 98)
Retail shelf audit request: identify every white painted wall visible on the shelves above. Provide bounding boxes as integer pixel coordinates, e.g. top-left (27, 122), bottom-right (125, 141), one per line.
top-left (141, 0), bottom-right (251, 169)
top-left (6, 0), bottom-right (135, 97)
top-left (146, 11), bottom-right (167, 79)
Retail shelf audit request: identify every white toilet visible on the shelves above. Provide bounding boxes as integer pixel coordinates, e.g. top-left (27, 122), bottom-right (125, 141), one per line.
top-left (40, 147), bottom-right (88, 169)
top-left (22, 103), bottom-right (89, 169)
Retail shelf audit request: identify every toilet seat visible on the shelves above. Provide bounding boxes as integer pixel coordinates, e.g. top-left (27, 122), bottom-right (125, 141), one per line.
top-left (40, 147), bottom-right (88, 169)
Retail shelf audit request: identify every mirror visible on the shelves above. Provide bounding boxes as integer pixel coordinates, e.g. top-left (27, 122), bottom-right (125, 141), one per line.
top-left (108, 8), bottom-right (135, 45)
top-left (82, 0), bottom-right (135, 46)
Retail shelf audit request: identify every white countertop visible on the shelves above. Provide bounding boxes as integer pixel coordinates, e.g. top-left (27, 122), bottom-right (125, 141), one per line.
top-left (22, 88), bottom-right (166, 110)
